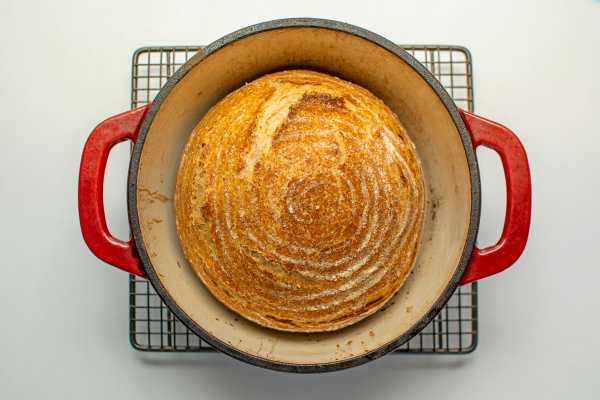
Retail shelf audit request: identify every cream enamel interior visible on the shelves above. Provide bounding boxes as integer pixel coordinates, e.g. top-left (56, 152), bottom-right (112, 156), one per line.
top-left (135, 27), bottom-right (472, 365)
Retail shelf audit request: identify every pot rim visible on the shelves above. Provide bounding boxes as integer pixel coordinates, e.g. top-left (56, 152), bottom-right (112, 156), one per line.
top-left (127, 17), bottom-right (481, 373)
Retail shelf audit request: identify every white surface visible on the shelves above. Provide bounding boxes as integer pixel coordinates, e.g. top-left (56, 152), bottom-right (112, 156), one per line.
top-left (1, 0), bottom-right (599, 398)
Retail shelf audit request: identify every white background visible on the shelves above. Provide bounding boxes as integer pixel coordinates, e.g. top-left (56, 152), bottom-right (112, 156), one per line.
top-left (1, 0), bottom-right (599, 398)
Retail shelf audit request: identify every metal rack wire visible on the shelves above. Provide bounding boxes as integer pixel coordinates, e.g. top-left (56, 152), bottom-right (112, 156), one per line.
top-left (129, 45), bottom-right (477, 354)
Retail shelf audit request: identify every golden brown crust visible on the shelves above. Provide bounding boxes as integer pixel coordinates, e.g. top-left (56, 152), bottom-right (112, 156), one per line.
top-left (175, 70), bottom-right (425, 332)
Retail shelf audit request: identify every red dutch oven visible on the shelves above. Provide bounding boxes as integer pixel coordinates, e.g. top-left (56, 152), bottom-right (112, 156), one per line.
top-left (79, 19), bottom-right (531, 373)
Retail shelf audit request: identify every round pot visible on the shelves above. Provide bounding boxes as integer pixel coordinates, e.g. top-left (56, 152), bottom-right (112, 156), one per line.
top-left (78, 18), bottom-right (531, 373)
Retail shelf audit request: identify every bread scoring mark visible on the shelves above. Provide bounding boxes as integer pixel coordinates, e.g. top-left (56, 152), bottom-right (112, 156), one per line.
top-left (238, 87), bottom-right (348, 180)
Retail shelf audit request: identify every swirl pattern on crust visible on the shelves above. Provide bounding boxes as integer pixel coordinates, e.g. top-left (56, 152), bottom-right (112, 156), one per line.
top-left (175, 70), bottom-right (425, 332)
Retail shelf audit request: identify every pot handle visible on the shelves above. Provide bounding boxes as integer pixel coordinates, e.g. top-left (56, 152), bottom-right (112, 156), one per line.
top-left (78, 105), bottom-right (151, 277)
top-left (459, 110), bottom-right (531, 285)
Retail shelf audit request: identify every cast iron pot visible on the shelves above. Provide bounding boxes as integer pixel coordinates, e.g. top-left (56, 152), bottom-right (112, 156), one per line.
top-left (78, 18), bottom-right (531, 373)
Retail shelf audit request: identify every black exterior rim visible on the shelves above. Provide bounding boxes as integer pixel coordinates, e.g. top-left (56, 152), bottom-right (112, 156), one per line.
top-left (127, 18), bottom-right (481, 373)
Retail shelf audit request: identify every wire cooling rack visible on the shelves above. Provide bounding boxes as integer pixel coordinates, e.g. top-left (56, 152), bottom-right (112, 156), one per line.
top-left (129, 45), bottom-right (478, 354)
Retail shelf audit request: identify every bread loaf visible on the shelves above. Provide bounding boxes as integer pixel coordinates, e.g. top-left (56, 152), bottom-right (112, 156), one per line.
top-left (175, 70), bottom-right (424, 332)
